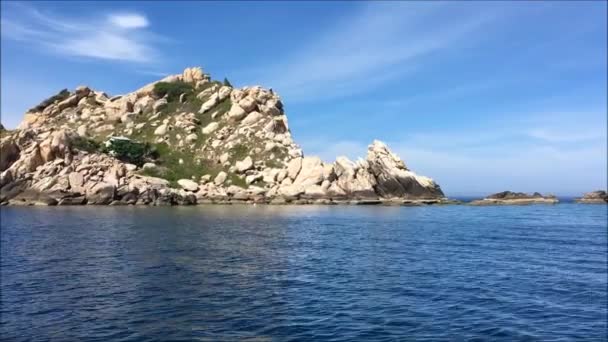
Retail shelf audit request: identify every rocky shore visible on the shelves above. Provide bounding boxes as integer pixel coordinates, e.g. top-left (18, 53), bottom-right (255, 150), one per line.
top-left (1, 67), bottom-right (448, 206)
top-left (469, 191), bottom-right (559, 206)
top-left (574, 190), bottom-right (608, 204)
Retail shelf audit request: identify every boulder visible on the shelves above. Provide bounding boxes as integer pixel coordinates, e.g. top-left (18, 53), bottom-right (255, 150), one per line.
top-left (153, 98), bottom-right (168, 113)
top-left (302, 185), bottom-right (327, 199)
top-left (77, 125), bottom-right (88, 137)
top-left (86, 182), bottom-right (115, 204)
top-left (227, 104), bottom-right (247, 121)
top-left (279, 184), bottom-right (304, 199)
top-left (366, 140), bottom-right (443, 199)
top-left (293, 156), bottom-right (324, 187)
top-left (134, 95), bottom-right (154, 113)
top-left (245, 173), bottom-right (262, 185)
top-left (241, 111), bottom-right (263, 126)
top-left (185, 133), bottom-right (198, 143)
top-left (68, 171), bottom-right (85, 194)
top-left (235, 156), bottom-right (253, 173)
top-left (154, 124), bottom-right (168, 136)
top-left (182, 67), bottom-right (204, 83)
top-left (202, 122), bottom-right (219, 135)
top-left (199, 93), bottom-right (219, 113)
top-left (286, 157), bottom-right (302, 180)
top-left (177, 179), bottom-right (199, 192)
top-left (214, 171), bottom-right (227, 185)
top-left (218, 86), bottom-right (232, 101)
top-left (238, 96), bottom-right (257, 113)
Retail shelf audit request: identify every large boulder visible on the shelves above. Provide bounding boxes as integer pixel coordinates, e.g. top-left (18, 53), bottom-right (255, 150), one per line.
top-left (366, 140), bottom-right (443, 199)
top-left (202, 122), bottom-right (219, 135)
top-left (227, 103), bottom-right (247, 121)
top-left (241, 111), bottom-right (263, 126)
top-left (177, 179), bottom-right (199, 192)
top-left (286, 157), bottom-right (302, 180)
top-left (333, 157), bottom-right (376, 198)
top-left (182, 67), bottom-right (204, 83)
top-left (214, 171), bottom-right (227, 185)
top-left (86, 182), bottom-right (115, 204)
top-left (293, 157), bottom-right (324, 187)
top-left (235, 156), bottom-right (253, 173)
top-left (199, 93), bottom-right (219, 113)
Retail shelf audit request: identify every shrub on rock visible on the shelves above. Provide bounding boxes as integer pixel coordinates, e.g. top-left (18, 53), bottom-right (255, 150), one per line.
top-left (102, 137), bottom-right (155, 166)
top-left (153, 81), bottom-right (194, 102)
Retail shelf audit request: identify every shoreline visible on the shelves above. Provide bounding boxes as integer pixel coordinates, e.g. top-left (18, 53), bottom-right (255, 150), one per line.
top-left (2, 197), bottom-right (604, 207)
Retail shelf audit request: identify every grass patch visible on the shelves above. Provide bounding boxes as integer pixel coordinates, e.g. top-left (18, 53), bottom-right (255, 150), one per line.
top-left (101, 139), bottom-right (155, 166)
top-left (229, 143), bottom-right (249, 161)
top-left (138, 142), bottom-right (220, 187)
top-left (227, 173), bottom-right (247, 188)
top-left (153, 81), bottom-right (194, 102)
top-left (71, 136), bottom-right (102, 153)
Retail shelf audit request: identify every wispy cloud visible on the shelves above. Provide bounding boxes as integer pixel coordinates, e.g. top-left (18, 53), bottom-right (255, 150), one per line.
top-left (251, 2), bottom-right (497, 101)
top-left (1, 3), bottom-right (163, 62)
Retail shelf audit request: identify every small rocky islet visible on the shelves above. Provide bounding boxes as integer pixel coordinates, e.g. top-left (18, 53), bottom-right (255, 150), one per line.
top-left (0, 67), bottom-right (604, 206)
top-left (574, 190), bottom-right (608, 204)
top-left (469, 191), bottom-right (559, 206)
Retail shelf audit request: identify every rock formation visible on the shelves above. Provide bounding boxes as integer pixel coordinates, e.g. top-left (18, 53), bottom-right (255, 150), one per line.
top-left (575, 190), bottom-right (608, 204)
top-left (469, 191), bottom-right (558, 205)
top-left (0, 67), bottom-right (447, 206)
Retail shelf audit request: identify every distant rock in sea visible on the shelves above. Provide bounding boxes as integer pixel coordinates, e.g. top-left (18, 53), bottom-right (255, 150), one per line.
top-left (469, 191), bottom-right (558, 205)
top-left (575, 190), bottom-right (608, 204)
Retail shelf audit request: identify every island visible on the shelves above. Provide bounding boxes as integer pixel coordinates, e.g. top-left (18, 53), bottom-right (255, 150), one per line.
top-left (469, 191), bottom-right (558, 205)
top-left (575, 191), bottom-right (608, 204)
top-left (0, 67), bottom-right (450, 206)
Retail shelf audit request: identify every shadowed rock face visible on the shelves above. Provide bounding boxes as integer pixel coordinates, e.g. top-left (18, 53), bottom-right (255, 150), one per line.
top-left (0, 67), bottom-right (446, 206)
top-left (367, 140), bottom-right (444, 199)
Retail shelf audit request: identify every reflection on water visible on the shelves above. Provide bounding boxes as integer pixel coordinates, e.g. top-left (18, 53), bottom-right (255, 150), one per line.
top-left (1, 204), bottom-right (607, 341)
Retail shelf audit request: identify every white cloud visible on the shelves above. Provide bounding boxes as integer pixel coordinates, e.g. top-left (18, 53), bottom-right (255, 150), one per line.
top-left (1, 3), bottom-right (161, 62)
top-left (108, 14), bottom-right (149, 29)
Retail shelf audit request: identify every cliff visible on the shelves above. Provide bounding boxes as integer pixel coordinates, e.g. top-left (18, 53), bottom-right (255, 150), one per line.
top-left (0, 67), bottom-right (446, 206)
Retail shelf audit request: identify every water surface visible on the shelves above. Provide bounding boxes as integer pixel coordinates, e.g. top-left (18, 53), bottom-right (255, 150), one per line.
top-left (1, 204), bottom-right (606, 341)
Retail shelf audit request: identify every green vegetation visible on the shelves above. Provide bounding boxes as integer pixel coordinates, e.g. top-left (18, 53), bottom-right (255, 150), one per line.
top-left (223, 78), bottom-right (233, 87)
top-left (139, 143), bottom-right (220, 187)
top-left (101, 138), bottom-right (156, 166)
top-left (71, 136), bottom-right (102, 153)
top-left (229, 143), bottom-right (249, 161)
top-left (227, 173), bottom-right (247, 188)
top-left (153, 81), bottom-right (194, 102)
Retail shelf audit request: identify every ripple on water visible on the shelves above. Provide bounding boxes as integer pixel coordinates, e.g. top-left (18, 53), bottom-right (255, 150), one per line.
top-left (0, 204), bottom-right (606, 341)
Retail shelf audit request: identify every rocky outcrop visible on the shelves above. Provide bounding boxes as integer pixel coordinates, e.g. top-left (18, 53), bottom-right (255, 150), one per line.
top-left (575, 190), bottom-right (608, 204)
top-left (470, 191), bottom-right (558, 205)
top-left (0, 66), bottom-right (449, 206)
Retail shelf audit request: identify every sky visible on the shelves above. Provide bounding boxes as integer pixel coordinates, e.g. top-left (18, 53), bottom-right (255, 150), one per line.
top-left (1, 1), bottom-right (606, 196)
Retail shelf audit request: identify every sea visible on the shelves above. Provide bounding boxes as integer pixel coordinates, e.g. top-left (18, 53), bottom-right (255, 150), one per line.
top-left (1, 200), bottom-right (606, 341)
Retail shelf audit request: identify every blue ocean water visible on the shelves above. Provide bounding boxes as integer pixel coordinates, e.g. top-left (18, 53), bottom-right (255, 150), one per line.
top-left (1, 204), bottom-right (606, 341)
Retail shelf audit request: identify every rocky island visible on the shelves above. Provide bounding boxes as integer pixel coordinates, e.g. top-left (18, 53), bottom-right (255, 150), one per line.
top-left (575, 191), bottom-right (608, 204)
top-left (469, 191), bottom-right (559, 205)
top-left (0, 67), bottom-right (448, 206)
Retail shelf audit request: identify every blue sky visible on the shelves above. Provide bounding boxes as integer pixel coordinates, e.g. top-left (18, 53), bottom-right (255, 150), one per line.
top-left (1, 1), bottom-right (606, 195)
